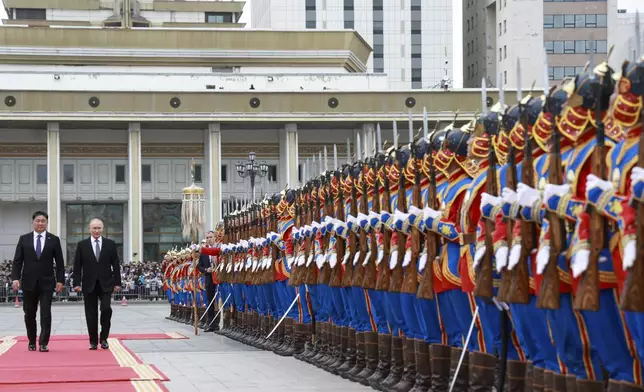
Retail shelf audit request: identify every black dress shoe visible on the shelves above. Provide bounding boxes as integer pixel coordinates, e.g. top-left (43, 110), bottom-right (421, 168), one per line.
top-left (89, 344), bottom-right (98, 350)
top-left (100, 340), bottom-right (109, 350)
top-left (39, 345), bottom-right (48, 352)
top-left (28, 344), bottom-right (36, 351)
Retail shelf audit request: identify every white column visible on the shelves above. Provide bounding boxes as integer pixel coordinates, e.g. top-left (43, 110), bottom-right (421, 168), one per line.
top-left (205, 123), bottom-right (222, 229)
top-left (128, 123), bottom-right (142, 264)
top-left (46, 122), bottom-right (61, 236)
top-left (279, 123), bottom-right (299, 189)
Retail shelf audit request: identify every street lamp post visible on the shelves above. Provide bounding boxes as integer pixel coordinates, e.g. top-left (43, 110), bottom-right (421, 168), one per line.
top-left (235, 151), bottom-right (268, 201)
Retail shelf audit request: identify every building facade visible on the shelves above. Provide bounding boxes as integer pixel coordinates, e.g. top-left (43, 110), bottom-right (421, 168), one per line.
top-left (251, 0), bottom-right (459, 91)
top-left (463, 0), bottom-right (613, 88)
top-left (0, 4), bottom-right (504, 263)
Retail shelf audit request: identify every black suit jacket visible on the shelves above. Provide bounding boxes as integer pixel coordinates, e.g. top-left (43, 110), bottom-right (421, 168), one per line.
top-left (72, 237), bottom-right (122, 293)
top-left (198, 253), bottom-right (215, 286)
top-left (11, 232), bottom-right (65, 291)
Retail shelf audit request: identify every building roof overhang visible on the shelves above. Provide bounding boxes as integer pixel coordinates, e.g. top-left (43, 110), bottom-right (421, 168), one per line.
top-left (0, 26), bottom-right (372, 72)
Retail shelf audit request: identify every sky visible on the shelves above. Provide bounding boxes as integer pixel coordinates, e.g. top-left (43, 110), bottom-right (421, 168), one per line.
top-left (619, 0), bottom-right (644, 12)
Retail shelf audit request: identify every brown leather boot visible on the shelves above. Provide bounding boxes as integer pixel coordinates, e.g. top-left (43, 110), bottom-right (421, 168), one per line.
top-left (368, 334), bottom-right (392, 389)
top-left (552, 373), bottom-right (567, 392)
top-left (346, 332), bottom-right (367, 381)
top-left (429, 344), bottom-right (451, 392)
top-left (449, 347), bottom-right (469, 392)
top-left (575, 379), bottom-right (604, 392)
top-left (275, 318), bottom-right (295, 356)
top-left (311, 323), bottom-right (330, 367)
top-left (607, 380), bottom-right (621, 392)
top-left (543, 370), bottom-right (554, 392)
top-left (469, 351), bottom-right (496, 392)
top-left (379, 336), bottom-right (404, 390)
top-left (506, 360), bottom-right (527, 392)
top-left (354, 331), bottom-right (379, 385)
top-left (621, 380), bottom-right (644, 391)
top-left (291, 322), bottom-right (308, 355)
top-left (322, 325), bottom-right (341, 370)
top-left (338, 327), bottom-right (357, 376)
top-left (524, 362), bottom-right (533, 392)
top-left (329, 326), bottom-right (349, 374)
top-left (564, 375), bottom-right (577, 392)
top-left (390, 338), bottom-right (417, 392)
top-left (408, 340), bottom-right (431, 392)
top-left (532, 367), bottom-right (544, 392)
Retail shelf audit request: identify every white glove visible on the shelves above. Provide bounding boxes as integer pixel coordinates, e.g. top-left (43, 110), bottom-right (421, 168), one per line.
top-left (376, 249), bottom-right (384, 265)
top-left (631, 166), bottom-right (644, 182)
top-left (507, 244), bottom-right (522, 270)
top-left (536, 245), bottom-right (550, 275)
top-left (342, 251), bottom-right (351, 265)
top-left (362, 251), bottom-right (372, 266)
top-left (623, 239), bottom-right (636, 270)
top-left (473, 245), bottom-right (486, 270)
top-left (389, 249), bottom-right (399, 270)
top-left (306, 253), bottom-right (314, 267)
top-left (402, 249), bottom-right (412, 267)
top-left (501, 187), bottom-right (518, 205)
top-left (481, 193), bottom-right (502, 207)
top-left (586, 173), bottom-right (614, 193)
top-left (517, 183), bottom-right (542, 208)
top-left (571, 249), bottom-right (590, 278)
top-left (495, 246), bottom-right (509, 272)
top-left (418, 252), bottom-right (428, 272)
top-left (544, 184), bottom-right (571, 202)
top-left (353, 251), bottom-right (361, 266)
top-left (423, 207), bottom-right (441, 220)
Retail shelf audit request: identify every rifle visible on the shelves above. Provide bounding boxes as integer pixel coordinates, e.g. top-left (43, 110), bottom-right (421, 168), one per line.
top-left (304, 181), bottom-right (320, 285)
top-left (401, 143), bottom-right (420, 294)
top-left (361, 162), bottom-right (378, 290)
top-left (332, 168), bottom-right (348, 288)
top-left (389, 146), bottom-right (408, 293)
top-left (498, 108), bottom-right (519, 303)
top-left (417, 128), bottom-right (439, 300)
top-left (375, 153), bottom-right (394, 291)
top-left (509, 94), bottom-right (534, 305)
top-left (574, 65), bottom-right (612, 311)
top-left (317, 174), bottom-right (334, 285)
top-left (474, 89), bottom-right (497, 299)
top-left (352, 163), bottom-right (368, 287)
top-left (537, 87), bottom-right (564, 309)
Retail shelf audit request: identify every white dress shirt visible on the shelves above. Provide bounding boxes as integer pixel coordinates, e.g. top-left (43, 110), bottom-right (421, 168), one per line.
top-left (33, 231), bottom-right (47, 251)
top-left (91, 236), bottom-right (102, 257)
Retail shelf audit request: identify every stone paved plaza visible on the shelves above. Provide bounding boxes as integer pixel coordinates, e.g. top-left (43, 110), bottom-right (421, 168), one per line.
top-left (0, 302), bottom-right (371, 391)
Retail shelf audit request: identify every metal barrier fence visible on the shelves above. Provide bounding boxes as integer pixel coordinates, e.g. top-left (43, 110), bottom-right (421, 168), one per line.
top-left (0, 286), bottom-right (167, 303)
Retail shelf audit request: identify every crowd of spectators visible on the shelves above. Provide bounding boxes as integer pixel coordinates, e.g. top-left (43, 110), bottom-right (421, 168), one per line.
top-left (0, 259), bottom-right (164, 302)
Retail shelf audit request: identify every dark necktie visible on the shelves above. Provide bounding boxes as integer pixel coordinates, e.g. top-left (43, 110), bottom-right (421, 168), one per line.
top-left (36, 235), bottom-right (42, 258)
top-left (94, 239), bottom-right (100, 261)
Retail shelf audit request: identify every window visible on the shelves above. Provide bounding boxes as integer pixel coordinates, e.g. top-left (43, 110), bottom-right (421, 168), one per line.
top-left (142, 164), bottom-right (152, 183)
top-left (221, 164), bottom-right (228, 183)
top-left (545, 41), bottom-right (554, 54)
top-left (343, 0), bottom-right (354, 29)
top-left (545, 40), bottom-right (607, 54)
top-left (585, 14), bottom-right (596, 28)
top-left (504, 71), bottom-right (507, 85)
top-left (115, 164), bottom-right (126, 184)
top-left (66, 204), bottom-right (124, 262)
top-left (596, 40), bottom-right (607, 54)
top-left (597, 14), bottom-right (607, 28)
top-left (467, 42), bottom-right (471, 55)
top-left (564, 14), bottom-right (575, 28)
top-left (63, 164), bottom-right (74, 184)
top-left (544, 14), bottom-right (607, 29)
top-left (499, 48), bottom-right (502, 61)
top-left (15, 8), bottom-right (46, 20)
top-left (298, 164), bottom-right (303, 183)
top-left (564, 40), bottom-right (575, 54)
top-left (553, 15), bottom-right (563, 28)
top-left (548, 67), bottom-right (555, 80)
top-left (503, 20), bottom-right (506, 33)
top-left (205, 12), bottom-right (233, 23)
top-left (306, 0), bottom-right (316, 28)
top-left (504, 45), bottom-right (507, 59)
top-left (36, 164), bottom-right (47, 184)
top-left (467, 20), bottom-right (470, 32)
top-left (544, 15), bottom-right (554, 28)
top-left (499, 22), bottom-right (502, 36)
top-left (305, 0), bottom-right (316, 10)
top-left (194, 164), bottom-right (202, 183)
top-left (142, 203), bottom-right (182, 261)
top-left (412, 81), bottom-right (422, 89)
top-left (268, 165), bottom-right (278, 182)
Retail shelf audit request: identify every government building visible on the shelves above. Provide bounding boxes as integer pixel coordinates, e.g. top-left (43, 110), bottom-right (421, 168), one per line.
top-left (0, 0), bottom-right (503, 263)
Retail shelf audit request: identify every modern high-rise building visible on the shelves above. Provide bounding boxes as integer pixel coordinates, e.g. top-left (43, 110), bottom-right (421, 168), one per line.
top-left (463, 0), bottom-right (614, 89)
top-left (250, 0), bottom-right (460, 90)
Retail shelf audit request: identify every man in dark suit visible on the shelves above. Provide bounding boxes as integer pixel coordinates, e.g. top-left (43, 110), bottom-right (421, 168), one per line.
top-left (72, 218), bottom-right (121, 350)
top-left (11, 211), bottom-right (65, 352)
top-left (198, 230), bottom-right (220, 332)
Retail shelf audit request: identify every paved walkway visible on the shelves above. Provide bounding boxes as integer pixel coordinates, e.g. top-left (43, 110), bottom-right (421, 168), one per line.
top-left (0, 302), bottom-right (372, 391)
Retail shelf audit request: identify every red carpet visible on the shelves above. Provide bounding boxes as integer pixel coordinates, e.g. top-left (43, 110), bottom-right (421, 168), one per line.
top-left (0, 334), bottom-right (171, 391)
top-left (3, 332), bottom-right (187, 342)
